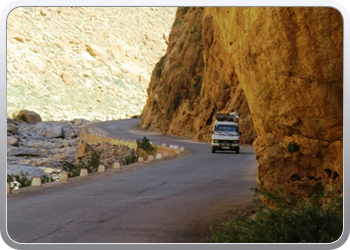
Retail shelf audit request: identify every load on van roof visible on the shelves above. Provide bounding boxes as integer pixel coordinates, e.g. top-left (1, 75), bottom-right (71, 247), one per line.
top-left (215, 112), bottom-right (239, 122)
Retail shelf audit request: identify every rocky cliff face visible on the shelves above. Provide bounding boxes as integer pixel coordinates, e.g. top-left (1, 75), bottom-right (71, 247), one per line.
top-left (141, 7), bottom-right (256, 144)
top-left (141, 7), bottom-right (343, 197)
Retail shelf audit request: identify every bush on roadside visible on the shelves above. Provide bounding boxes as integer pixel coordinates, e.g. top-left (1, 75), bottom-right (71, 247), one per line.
top-left (7, 171), bottom-right (55, 189)
top-left (7, 171), bottom-right (31, 190)
top-left (63, 149), bottom-right (101, 177)
top-left (136, 136), bottom-right (154, 154)
top-left (136, 136), bottom-right (156, 159)
top-left (209, 186), bottom-right (343, 243)
top-left (62, 161), bottom-right (81, 178)
top-left (123, 153), bottom-right (138, 165)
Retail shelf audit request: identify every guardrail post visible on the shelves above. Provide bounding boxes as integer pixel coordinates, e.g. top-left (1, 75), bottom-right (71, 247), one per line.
top-left (80, 168), bottom-right (88, 177)
top-left (98, 165), bottom-right (105, 172)
top-left (7, 182), bottom-right (11, 193)
top-left (113, 162), bottom-right (121, 169)
top-left (31, 176), bottom-right (42, 187)
top-left (59, 172), bottom-right (68, 181)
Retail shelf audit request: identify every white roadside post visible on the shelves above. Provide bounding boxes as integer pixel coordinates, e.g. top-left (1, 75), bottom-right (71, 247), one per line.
top-left (59, 172), bottom-right (68, 181)
top-left (80, 168), bottom-right (88, 177)
top-left (31, 177), bottom-right (42, 187)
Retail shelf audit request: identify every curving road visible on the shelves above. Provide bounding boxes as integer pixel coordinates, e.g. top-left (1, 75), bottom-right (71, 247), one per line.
top-left (7, 119), bottom-right (257, 243)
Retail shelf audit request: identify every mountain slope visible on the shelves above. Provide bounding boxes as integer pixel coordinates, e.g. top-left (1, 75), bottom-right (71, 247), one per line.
top-left (7, 7), bottom-right (176, 121)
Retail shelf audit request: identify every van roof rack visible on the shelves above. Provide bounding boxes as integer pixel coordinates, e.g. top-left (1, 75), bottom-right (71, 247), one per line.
top-left (215, 112), bottom-right (239, 122)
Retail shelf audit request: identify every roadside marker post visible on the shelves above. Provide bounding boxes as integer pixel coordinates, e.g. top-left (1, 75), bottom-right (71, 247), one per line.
top-left (7, 182), bottom-right (11, 193)
top-left (59, 172), bottom-right (68, 181)
top-left (80, 168), bottom-right (88, 177)
top-left (31, 177), bottom-right (42, 187)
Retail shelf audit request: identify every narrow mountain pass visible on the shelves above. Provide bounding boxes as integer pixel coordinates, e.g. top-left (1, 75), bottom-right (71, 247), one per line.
top-left (7, 119), bottom-right (257, 243)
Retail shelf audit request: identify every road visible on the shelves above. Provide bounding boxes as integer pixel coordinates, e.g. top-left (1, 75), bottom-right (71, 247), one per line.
top-left (6, 118), bottom-right (257, 243)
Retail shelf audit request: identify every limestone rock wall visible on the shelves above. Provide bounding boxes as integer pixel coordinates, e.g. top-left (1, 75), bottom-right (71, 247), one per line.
top-left (205, 7), bottom-right (343, 196)
top-left (141, 7), bottom-right (343, 196)
top-left (141, 7), bottom-right (256, 144)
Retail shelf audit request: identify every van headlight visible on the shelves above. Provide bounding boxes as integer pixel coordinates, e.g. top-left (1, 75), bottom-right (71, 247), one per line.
top-left (213, 140), bottom-right (219, 143)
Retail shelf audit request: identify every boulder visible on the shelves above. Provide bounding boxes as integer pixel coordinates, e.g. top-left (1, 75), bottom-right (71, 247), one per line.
top-left (76, 142), bottom-right (94, 159)
top-left (15, 110), bottom-right (42, 124)
top-left (7, 137), bottom-right (19, 147)
top-left (44, 125), bottom-right (65, 138)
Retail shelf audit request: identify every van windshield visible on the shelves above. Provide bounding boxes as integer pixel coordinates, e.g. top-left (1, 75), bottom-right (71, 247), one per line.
top-left (214, 125), bottom-right (238, 132)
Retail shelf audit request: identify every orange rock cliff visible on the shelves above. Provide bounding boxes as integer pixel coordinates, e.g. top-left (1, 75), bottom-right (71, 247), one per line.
top-left (141, 7), bottom-right (343, 197)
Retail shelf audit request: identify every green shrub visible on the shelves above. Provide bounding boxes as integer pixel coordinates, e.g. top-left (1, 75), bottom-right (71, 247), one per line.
top-left (136, 136), bottom-right (154, 154)
top-left (81, 149), bottom-right (101, 173)
top-left (41, 174), bottom-right (55, 184)
top-left (62, 161), bottom-right (81, 178)
top-left (209, 186), bottom-right (343, 243)
top-left (7, 171), bottom-right (31, 189)
top-left (63, 149), bottom-right (101, 177)
top-left (123, 153), bottom-right (138, 165)
top-left (7, 171), bottom-right (56, 189)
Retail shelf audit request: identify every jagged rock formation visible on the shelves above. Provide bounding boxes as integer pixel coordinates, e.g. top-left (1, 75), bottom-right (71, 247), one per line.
top-left (141, 7), bottom-right (256, 144)
top-left (141, 7), bottom-right (343, 197)
top-left (7, 7), bottom-right (176, 121)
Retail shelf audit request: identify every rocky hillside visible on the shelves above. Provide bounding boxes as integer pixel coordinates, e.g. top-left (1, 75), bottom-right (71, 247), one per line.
top-left (7, 7), bottom-right (176, 121)
top-left (141, 7), bottom-right (343, 197)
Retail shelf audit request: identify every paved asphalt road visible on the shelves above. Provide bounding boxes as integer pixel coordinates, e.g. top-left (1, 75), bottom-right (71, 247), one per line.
top-left (7, 119), bottom-right (257, 243)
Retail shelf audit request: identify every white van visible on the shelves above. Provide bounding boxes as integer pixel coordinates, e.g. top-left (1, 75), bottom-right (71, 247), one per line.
top-left (211, 113), bottom-right (240, 153)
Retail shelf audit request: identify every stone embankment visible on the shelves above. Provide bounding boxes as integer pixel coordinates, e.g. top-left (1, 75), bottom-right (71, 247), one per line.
top-left (7, 110), bottom-right (186, 193)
